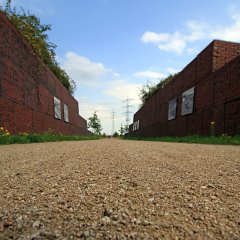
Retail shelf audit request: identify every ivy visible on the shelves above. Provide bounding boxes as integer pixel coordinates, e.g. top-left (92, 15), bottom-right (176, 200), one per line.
top-left (0, 0), bottom-right (75, 94)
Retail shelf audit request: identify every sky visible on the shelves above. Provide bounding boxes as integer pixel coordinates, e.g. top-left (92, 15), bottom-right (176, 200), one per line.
top-left (1, 0), bottom-right (240, 134)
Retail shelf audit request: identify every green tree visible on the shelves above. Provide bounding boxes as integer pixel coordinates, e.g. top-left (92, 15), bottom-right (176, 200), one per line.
top-left (119, 124), bottom-right (125, 136)
top-left (0, 0), bottom-right (75, 93)
top-left (101, 133), bottom-right (107, 138)
top-left (88, 112), bottom-right (102, 136)
top-left (139, 74), bottom-right (178, 107)
top-left (119, 124), bottom-right (129, 136)
top-left (113, 131), bottom-right (119, 138)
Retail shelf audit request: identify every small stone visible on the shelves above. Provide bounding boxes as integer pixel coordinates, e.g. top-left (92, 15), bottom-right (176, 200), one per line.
top-left (32, 220), bottom-right (40, 228)
top-left (142, 220), bottom-right (152, 226)
top-left (101, 216), bottom-right (111, 225)
top-left (188, 203), bottom-right (193, 208)
top-left (192, 213), bottom-right (203, 221)
top-left (81, 230), bottom-right (90, 238)
top-left (207, 183), bottom-right (215, 188)
top-left (148, 197), bottom-right (155, 203)
top-left (201, 186), bottom-right (207, 190)
top-left (103, 208), bottom-right (112, 217)
top-left (3, 221), bottom-right (13, 228)
top-left (0, 223), bottom-right (4, 232)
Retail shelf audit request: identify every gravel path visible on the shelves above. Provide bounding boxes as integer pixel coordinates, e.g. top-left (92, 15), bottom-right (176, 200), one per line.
top-left (0, 139), bottom-right (240, 239)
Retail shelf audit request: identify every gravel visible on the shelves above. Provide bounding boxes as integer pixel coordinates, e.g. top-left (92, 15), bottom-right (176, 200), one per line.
top-left (0, 139), bottom-right (240, 239)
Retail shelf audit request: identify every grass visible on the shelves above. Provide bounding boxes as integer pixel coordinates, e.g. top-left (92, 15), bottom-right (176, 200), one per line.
top-left (124, 135), bottom-right (240, 145)
top-left (0, 133), bottom-right (101, 145)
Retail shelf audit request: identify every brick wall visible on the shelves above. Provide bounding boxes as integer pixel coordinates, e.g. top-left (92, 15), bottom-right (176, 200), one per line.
top-left (129, 40), bottom-right (240, 137)
top-left (0, 12), bottom-right (89, 135)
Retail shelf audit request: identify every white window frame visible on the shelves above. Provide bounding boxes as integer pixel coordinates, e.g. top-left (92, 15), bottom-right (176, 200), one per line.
top-left (64, 104), bottom-right (69, 123)
top-left (54, 97), bottom-right (61, 120)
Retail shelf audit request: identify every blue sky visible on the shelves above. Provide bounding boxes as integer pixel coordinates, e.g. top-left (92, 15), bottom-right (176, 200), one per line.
top-left (1, 0), bottom-right (240, 134)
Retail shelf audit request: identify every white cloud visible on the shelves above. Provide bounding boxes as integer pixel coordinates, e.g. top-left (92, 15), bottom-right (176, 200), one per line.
top-left (210, 13), bottom-right (240, 41)
top-left (141, 31), bottom-right (170, 44)
top-left (166, 67), bottom-right (178, 74)
top-left (141, 9), bottom-right (240, 55)
top-left (63, 52), bottom-right (116, 87)
top-left (158, 37), bottom-right (186, 55)
top-left (134, 70), bottom-right (166, 79)
top-left (103, 80), bottom-right (141, 105)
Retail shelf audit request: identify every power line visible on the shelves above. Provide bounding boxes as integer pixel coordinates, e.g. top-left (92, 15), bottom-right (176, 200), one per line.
top-left (112, 109), bottom-right (115, 135)
top-left (122, 97), bottom-right (134, 131)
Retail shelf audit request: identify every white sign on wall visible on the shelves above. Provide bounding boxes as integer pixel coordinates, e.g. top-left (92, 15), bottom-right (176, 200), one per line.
top-left (54, 97), bottom-right (61, 119)
top-left (168, 98), bottom-right (177, 120)
top-left (181, 87), bottom-right (195, 116)
top-left (64, 104), bottom-right (69, 123)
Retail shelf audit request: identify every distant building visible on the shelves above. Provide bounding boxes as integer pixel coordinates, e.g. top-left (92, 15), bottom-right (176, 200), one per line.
top-left (129, 40), bottom-right (240, 137)
top-left (0, 12), bottom-right (88, 135)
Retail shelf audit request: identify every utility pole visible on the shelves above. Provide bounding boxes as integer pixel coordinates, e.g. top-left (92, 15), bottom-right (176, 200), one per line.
top-left (111, 109), bottom-right (115, 136)
top-left (123, 97), bottom-right (133, 132)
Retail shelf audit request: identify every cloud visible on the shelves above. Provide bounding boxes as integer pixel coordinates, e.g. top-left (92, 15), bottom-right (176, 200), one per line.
top-left (141, 9), bottom-right (240, 55)
top-left (134, 70), bottom-right (166, 80)
top-left (103, 80), bottom-right (141, 105)
top-left (141, 31), bottom-right (170, 44)
top-left (209, 13), bottom-right (240, 41)
top-left (63, 52), bottom-right (116, 87)
top-left (141, 21), bottom-right (206, 55)
top-left (166, 67), bottom-right (178, 74)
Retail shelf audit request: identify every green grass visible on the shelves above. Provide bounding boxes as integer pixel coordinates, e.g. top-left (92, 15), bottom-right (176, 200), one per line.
top-left (0, 133), bottom-right (101, 145)
top-left (124, 135), bottom-right (240, 145)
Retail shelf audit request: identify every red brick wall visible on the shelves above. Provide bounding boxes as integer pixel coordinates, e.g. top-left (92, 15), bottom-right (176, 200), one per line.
top-left (130, 40), bottom-right (240, 137)
top-left (0, 12), bottom-right (88, 135)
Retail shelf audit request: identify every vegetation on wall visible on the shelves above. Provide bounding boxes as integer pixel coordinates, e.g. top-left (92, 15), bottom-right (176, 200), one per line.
top-left (0, 0), bottom-right (76, 94)
top-left (139, 73), bottom-right (178, 107)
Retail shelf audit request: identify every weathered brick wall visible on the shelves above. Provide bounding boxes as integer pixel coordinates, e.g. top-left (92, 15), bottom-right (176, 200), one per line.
top-left (130, 40), bottom-right (240, 137)
top-left (0, 12), bottom-right (88, 135)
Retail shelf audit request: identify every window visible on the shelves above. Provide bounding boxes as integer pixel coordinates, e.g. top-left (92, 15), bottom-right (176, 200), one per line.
top-left (168, 98), bottom-right (177, 120)
top-left (54, 97), bottom-right (61, 119)
top-left (64, 104), bottom-right (69, 123)
top-left (181, 87), bottom-right (195, 116)
top-left (137, 120), bottom-right (139, 130)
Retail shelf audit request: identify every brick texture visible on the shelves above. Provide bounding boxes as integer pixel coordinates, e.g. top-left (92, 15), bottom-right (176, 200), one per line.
top-left (129, 40), bottom-right (240, 137)
top-left (0, 12), bottom-right (88, 135)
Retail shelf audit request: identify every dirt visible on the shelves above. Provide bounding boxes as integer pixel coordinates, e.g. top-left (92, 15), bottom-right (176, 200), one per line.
top-left (0, 139), bottom-right (240, 239)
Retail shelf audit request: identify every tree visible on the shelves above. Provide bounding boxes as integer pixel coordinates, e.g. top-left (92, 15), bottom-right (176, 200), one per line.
top-left (119, 124), bottom-right (125, 136)
top-left (113, 132), bottom-right (119, 138)
top-left (0, 0), bottom-right (76, 94)
top-left (88, 112), bottom-right (102, 136)
top-left (139, 74), bottom-right (178, 107)
top-left (101, 133), bottom-right (107, 138)
top-left (139, 81), bottom-right (158, 107)
top-left (119, 124), bottom-right (128, 136)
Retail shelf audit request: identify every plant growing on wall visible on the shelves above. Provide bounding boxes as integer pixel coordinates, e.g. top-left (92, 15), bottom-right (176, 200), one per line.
top-left (0, 0), bottom-right (76, 94)
top-left (139, 73), bottom-right (178, 107)
top-left (88, 111), bottom-right (102, 136)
